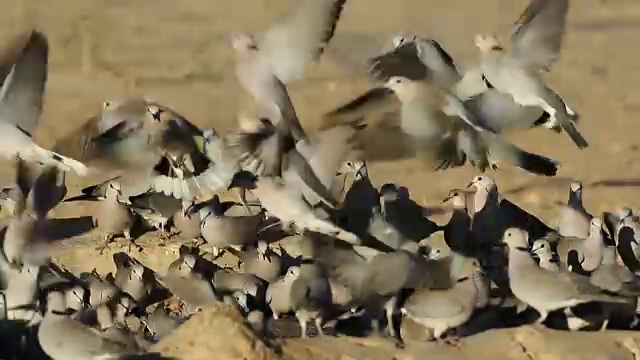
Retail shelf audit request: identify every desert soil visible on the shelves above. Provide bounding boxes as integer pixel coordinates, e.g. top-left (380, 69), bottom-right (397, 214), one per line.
top-left (3, 0), bottom-right (640, 358)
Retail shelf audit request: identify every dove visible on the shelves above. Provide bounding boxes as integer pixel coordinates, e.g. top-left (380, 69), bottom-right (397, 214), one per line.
top-left (157, 253), bottom-right (220, 313)
top-left (38, 290), bottom-right (142, 360)
top-left (238, 240), bottom-right (283, 283)
top-left (400, 257), bottom-right (482, 343)
top-left (590, 245), bottom-right (640, 296)
top-left (198, 195), bottom-right (264, 257)
top-left (440, 189), bottom-right (475, 257)
top-left (554, 217), bottom-right (606, 273)
top-left (231, 0), bottom-right (347, 140)
top-left (615, 215), bottom-right (640, 273)
top-left (326, 75), bottom-right (558, 176)
top-left (475, 0), bottom-right (588, 149)
top-left (531, 239), bottom-right (560, 271)
top-left (82, 270), bottom-right (120, 308)
top-left (3, 159), bottom-right (52, 269)
top-left (143, 302), bottom-right (183, 340)
top-left (112, 253), bottom-right (156, 307)
top-left (378, 183), bottom-right (441, 242)
top-left (93, 181), bottom-right (135, 254)
top-left (556, 181), bottom-right (592, 238)
top-left (173, 200), bottom-right (202, 240)
top-left (213, 270), bottom-right (265, 301)
top-left (0, 31), bottom-right (87, 175)
top-left (603, 207), bottom-right (633, 245)
top-left (0, 262), bottom-right (40, 321)
top-left (127, 191), bottom-right (182, 237)
top-left (502, 228), bottom-right (626, 325)
top-left (369, 34), bottom-right (554, 136)
top-left (53, 99), bottom-right (238, 200)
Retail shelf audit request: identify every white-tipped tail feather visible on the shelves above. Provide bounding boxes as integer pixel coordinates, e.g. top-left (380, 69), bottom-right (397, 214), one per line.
top-left (20, 144), bottom-right (87, 176)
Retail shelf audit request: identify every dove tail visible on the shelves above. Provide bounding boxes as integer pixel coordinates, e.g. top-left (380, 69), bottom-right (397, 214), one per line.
top-left (513, 150), bottom-right (559, 177)
top-left (25, 145), bottom-right (88, 176)
top-left (560, 119), bottom-right (589, 149)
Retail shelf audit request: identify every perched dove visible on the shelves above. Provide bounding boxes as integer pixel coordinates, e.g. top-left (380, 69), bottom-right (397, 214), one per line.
top-left (554, 217), bottom-right (605, 273)
top-left (441, 189), bottom-right (475, 258)
top-left (531, 239), bottom-right (560, 271)
top-left (502, 228), bottom-right (626, 325)
top-left (555, 181), bottom-right (592, 238)
top-left (158, 253), bottom-right (220, 313)
top-left (401, 257), bottom-right (482, 342)
top-left (475, 0), bottom-right (588, 149)
top-left (93, 181), bottom-right (135, 254)
top-left (378, 183), bottom-right (441, 242)
top-left (172, 200), bottom-right (202, 240)
top-left (238, 240), bottom-right (283, 283)
top-left (127, 191), bottom-right (182, 236)
top-left (199, 195), bottom-right (264, 257)
top-left (38, 290), bottom-right (141, 360)
top-left (616, 215), bottom-right (640, 273)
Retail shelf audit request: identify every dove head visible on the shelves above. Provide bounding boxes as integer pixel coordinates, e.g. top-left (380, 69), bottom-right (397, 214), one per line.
top-left (130, 263), bottom-right (145, 280)
top-left (384, 76), bottom-right (416, 100)
top-left (338, 160), bottom-right (366, 177)
top-left (502, 228), bottom-right (530, 249)
top-left (474, 34), bottom-right (502, 52)
top-left (619, 207), bottom-right (633, 220)
top-left (569, 181), bottom-right (583, 193)
top-left (467, 175), bottom-right (496, 193)
top-left (379, 183), bottom-right (399, 202)
top-left (106, 181), bottom-right (123, 198)
top-left (181, 254), bottom-right (197, 272)
top-left (64, 285), bottom-right (87, 312)
top-left (442, 189), bottom-right (467, 208)
top-left (284, 266), bottom-right (301, 281)
top-left (232, 291), bottom-right (249, 311)
top-left (590, 217), bottom-right (603, 231)
top-left (46, 291), bottom-right (67, 314)
top-left (230, 32), bottom-right (258, 52)
top-left (392, 33), bottom-right (417, 48)
top-left (531, 239), bottom-right (551, 257)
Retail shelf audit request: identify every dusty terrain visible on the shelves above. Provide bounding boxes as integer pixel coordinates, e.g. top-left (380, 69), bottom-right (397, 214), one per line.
top-left (4, 0), bottom-right (640, 358)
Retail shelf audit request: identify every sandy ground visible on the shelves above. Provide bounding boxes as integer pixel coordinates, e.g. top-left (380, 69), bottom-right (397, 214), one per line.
top-left (4, 0), bottom-right (640, 358)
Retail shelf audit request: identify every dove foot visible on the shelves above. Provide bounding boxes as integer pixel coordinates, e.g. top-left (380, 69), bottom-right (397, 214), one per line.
top-left (96, 234), bottom-right (115, 255)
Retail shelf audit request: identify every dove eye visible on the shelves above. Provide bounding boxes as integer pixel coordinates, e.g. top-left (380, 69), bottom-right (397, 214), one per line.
top-left (103, 101), bottom-right (112, 109)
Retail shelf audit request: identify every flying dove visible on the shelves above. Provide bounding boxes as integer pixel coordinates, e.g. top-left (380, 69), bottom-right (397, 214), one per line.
top-left (231, 0), bottom-right (347, 140)
top-left (555, 181), bottom-right (592, 238)
top-left (400, 257), bottom-right (482, 343)
top-left (93, 181), bottom-right (136, 254)
top-left (369, 35), bottom-right (551, 135)
top-left (0, 31), bottom-right (87, 175)
top-left (475, 0), bottom-right (588, 149)
top-left (324, 76), bottom-right (559, 176)
top-left (38, 290), bottom-right (142, 360)
top-left (52, 99), bottom-right (239, 200)
top-left (502, 228), bottom-right (626, 325)
top-left (530, 239), bottom-right (560, 271)
top-left (312, 235), bottom-right (453, 341)
top-left (554, 217), bottom-right (605, 273)
top-left (198, 195), bottom-right (265, 257)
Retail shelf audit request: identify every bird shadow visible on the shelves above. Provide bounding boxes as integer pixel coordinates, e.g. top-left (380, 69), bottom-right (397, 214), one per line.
top-left (121, 354), bottom-right (178, 360)
top-left (589, 178), bottom-right (640, 188)
top-left (45, 216), bottom-right (95, 242)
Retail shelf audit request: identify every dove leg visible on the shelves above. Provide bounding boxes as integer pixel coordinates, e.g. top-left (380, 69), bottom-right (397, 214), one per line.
top-left (97, 234), bottom-right (115, 255)
top-left (534, 309), bottom-right (549, 325)
top-left (314, 317), bottom-right (324, 336)
top-left (124, 229), bottom-right (143, 254)
top-left (297, 315), bottom-right (308, 338)
top-left (384, 296), bottom-right (398, 339)
top-left (237, 187), bottom-right (252, 215)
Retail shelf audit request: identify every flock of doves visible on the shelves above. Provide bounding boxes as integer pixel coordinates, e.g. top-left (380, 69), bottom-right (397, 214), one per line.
top-left (0, 0), bottom-right (635, 358)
